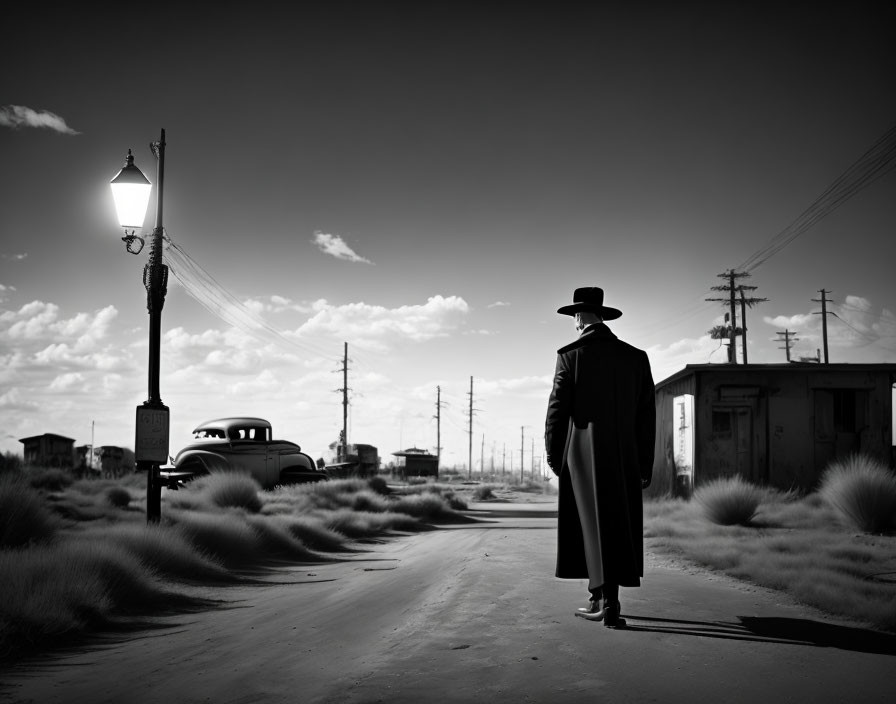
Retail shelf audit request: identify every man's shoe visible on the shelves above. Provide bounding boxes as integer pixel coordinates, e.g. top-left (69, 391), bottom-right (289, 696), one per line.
top-left (603, 599), bottom-right (626, 629)
top-left (575, 600), bottom-right (606, 621)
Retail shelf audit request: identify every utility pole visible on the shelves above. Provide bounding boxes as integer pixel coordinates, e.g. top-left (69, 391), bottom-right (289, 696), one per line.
top-left (812, 289), bottom-right (832, 364)
top-left (776, 330), bottom-right (798, 362)
top-left (466, 376), bottom-right (474, 478)
top-left (480, 434), bottom-right (485, 478)
top-left (502, 443), bottom-right (506, 475)
top-left (707, 270), bottom-right (766, 364)
top-left (520, 426), bottom-right (525, 483)
top-left (335, 342), bottom-right (350, 461)
top-left (434, 385), bottom-right (444, 468)
top-left (531, 437), bottom-right (535, 476)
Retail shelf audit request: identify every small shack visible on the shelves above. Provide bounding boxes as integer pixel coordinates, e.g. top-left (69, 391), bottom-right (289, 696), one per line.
top-left (392, 448), bottom-right (439, 479)
top-left (651, 363), bottom-right (896, 497)
top-left (19, 433), bottom-right (76, 468)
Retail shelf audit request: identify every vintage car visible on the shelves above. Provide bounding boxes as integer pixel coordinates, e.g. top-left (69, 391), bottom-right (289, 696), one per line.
top-left (162, 417), bottom-right (328, 488)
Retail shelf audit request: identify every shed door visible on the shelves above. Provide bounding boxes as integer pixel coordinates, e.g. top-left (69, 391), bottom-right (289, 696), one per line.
top-left (712, 406), bottom-right (753, 480)
top-left (814, 389), bottom-right (868, 468)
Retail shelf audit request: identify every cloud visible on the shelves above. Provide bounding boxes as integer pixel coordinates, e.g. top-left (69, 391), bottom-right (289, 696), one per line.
top-left (312, 231), bottom-right (373, 264)
top-left (0, 105), bottom-right (79, 134)
top-left (49, 372), bottom-right (86, 392)
top-left (297, 295), bottom-right (470, 349)
top-left (241, 294), bottom-right (318, 315)
top-left (1, 254), bottom-right (27, 262)
top-left (762, 313), bottom-right (814, 329)
top-left (1, 301), bottom-right (117, 351)
top-left (488, 301), bottom-right (510, 308)
top-left (645, 334), bottom-right (728, 381)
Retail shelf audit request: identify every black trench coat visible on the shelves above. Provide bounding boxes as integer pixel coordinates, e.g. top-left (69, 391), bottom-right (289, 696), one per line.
top-left (544, 323), bottom-right (655, 591)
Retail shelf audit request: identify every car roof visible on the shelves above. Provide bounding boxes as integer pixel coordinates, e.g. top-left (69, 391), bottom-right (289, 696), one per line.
top-left (192, 417), bottom-right (271, 433)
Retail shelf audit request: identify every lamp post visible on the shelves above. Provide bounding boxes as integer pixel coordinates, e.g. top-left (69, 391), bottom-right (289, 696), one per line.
top-left (110, 129), bottom-right (170, 523)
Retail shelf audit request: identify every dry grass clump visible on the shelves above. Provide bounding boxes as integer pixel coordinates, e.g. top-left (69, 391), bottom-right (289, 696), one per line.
top-left (324, 509), bottom-right (422, 537)
top-left (0, 539), bottom-right (202, 659)
top-left (0, 474), bottom-right (60, 548)
top-left (27, 468), bottom-right (74, 492)
top-left (393, 482), bottom-right (468, 510)
top-left (194, 473), bottom-right (263, 513)
top-left (167, 510), bottom-right (264, 567)
top-left (472, 485), bottom-right (496, 501)
top-left (694, 475), bottom-right (763, 526)
top-left (819, 454), bottom-right (896, 533)
top-left (390, 493), bottom-right (456, 520)
top-left (644, 492), bottom-right (896, 632)
top-left (244, 514), bottom-right (327, 562)
top-left (104, 486), bottom-right (132, 508)
top-left (281, 516), bottom-right (348, 552)
top-left (98, 523), bottom-right (231, 582)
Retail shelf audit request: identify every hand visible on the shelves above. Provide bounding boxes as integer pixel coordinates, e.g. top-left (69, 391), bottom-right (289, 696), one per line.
top-left (547, 459), bottom-right (560, 477)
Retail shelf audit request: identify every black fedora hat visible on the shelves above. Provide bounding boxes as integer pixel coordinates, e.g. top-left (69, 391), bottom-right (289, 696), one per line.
top-left (557, 287), bottom-right (622, 320)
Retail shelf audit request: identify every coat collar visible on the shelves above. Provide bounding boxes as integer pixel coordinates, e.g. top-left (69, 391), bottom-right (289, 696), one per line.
top-left (557, 323), bottom-right (617, 354)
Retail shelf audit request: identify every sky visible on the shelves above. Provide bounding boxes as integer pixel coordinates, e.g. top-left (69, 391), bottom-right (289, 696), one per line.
top-left (2, 2), bottom-right (895, 470)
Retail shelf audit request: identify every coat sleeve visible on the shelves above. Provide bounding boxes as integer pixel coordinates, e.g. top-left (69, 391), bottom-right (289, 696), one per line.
top-left (545, 353), bottom-right (573, 474)
top-left (636, 351), bottom-right (656, 484)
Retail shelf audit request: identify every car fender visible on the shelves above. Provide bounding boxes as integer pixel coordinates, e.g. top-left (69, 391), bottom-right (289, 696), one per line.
top-left (174, 449), bottom-right (232, 474)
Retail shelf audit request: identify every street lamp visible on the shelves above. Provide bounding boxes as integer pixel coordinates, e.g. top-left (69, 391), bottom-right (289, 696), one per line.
top-left (109, 129), bottom-right (170, 523)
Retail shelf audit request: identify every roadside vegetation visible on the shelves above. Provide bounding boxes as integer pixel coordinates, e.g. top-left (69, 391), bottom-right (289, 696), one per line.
top-left (645, 454), bottom-right (896, 632)
top-left (0, 468), bottom-right (471, 662)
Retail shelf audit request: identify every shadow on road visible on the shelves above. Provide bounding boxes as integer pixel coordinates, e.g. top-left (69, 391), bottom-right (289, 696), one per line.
top-left (621, 615), bottom-right (896, 655)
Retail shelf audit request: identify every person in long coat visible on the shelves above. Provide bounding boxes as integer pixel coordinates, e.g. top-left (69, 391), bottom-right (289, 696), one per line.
top-left (545, 287), bottom-right (655, 628)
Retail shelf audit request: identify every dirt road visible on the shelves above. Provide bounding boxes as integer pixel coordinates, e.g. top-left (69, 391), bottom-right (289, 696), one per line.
top-left (2, 502), bottom-right (894, 703)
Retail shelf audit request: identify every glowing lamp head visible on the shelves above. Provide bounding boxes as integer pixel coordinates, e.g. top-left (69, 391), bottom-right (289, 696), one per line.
top-left (110, 149), bottom-right (152, 229)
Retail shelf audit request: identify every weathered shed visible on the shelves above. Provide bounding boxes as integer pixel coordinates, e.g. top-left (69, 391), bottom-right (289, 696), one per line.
top-left (650, 363), bottom-right (896, 497)
top-left (392, 448), bottom-right (439, 479)
top-left (19, 433), bottom-right (76, 468)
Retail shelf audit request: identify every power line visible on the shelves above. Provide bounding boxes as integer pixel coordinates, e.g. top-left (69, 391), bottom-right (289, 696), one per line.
top-left (737, 123), bottom-right (896, 273)
top-left (162, 232), bottom-right (339, 361)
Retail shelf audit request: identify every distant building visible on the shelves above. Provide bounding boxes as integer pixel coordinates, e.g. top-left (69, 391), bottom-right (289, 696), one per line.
top-left (391, 448), bottom-right (439, 479)
top-left (19, 433), bottom-right (76, 468)
top-left (651, 363), bottom-right (896, 497)
top-left (326, 442), bottom-right (380, 478)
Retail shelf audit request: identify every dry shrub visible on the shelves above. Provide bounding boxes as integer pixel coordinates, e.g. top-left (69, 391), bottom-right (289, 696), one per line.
top-left (694, 475), bottom-right (762, 526)
top-left (27, 468), bottom-right (74, 492)
top-left (0, 474), bottom-right (60, 548)
top-left (472, 485), bottom-right (496, 501)
top-left (819, 454), bottom-right (896, 533)
top-left (367, 476), bottom-right (390, 495)
top-left (196, 473), bottom-right (262, 513)
top-left (104, 486), bottom-right (132, 508)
